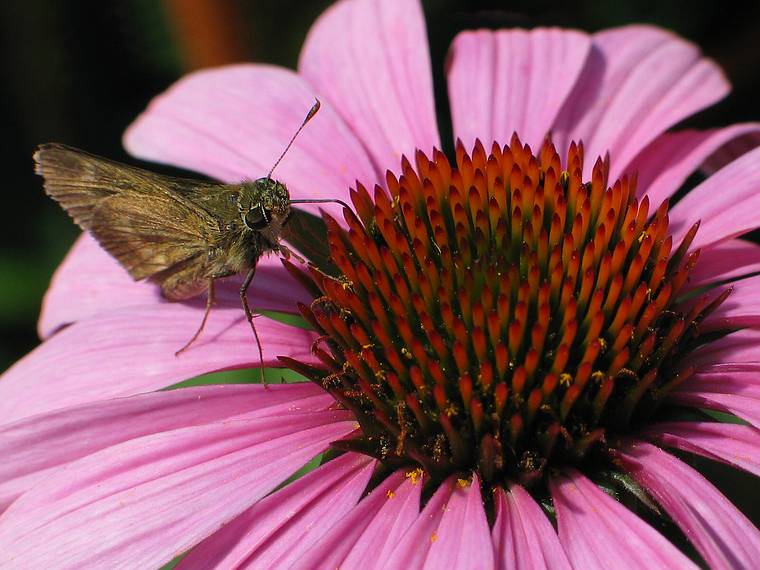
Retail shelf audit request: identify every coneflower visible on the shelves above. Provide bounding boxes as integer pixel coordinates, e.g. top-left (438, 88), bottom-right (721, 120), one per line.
top-left (1, 0), bottom-right (759, 568)
top-left (285, 136), bottom-right (721, 492)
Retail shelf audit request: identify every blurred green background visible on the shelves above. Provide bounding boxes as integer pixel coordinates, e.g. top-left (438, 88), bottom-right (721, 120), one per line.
top-left (1, 0), bottom-right (759, 373)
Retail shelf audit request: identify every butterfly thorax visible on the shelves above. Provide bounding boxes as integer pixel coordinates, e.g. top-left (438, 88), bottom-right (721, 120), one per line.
top-left (204, 178), bottom-right (291, 278)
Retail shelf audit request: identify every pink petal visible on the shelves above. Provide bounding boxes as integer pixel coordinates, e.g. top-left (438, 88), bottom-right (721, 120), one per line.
top-left (382, 477), bottom-right (456, 568)
top-left (642, 421), bottom-right (760, 477)
top-left (447, 28), bottom-right (591, 151)
top-left (687, 329), bottom-right (760, 371)
top-left (382, 476), bottom-right (495, 569)
top-left (0, 305), bottom-right (319, 423)
top-left (670, 370), bottom-right (760, 428)
top-left (630, 123), bottom-right (760, 208)
top-left (676, 392), bottom-right (760, 430)
top-left (341, 472), bottom-right (424, 567)
top-left (0, 383), bottom-right (330, 512)
top-left (692, 361), bottom-right (760, 376)
top-left (670, 146), bottom-right (760, 250)
top-left (280, 469), bottom-right (419, 569)
top-left (550, 469), bottom-right (697, 570)
top-left (39, 233), bottom-right (159, 338)
top-left (703, 129), bottom-right (760, 174)
top-left (39, 233), bottom-right (310, 339)
top-left (702, 275), bottom-right (760, 331)
top-left (552, 25), bottom-right (729, 180)
top-left (675, 370), bottom-right (760, 396)
top-left (615, 440), bottom-right (760, 570)
top-left (299, 0), bottom-right (440, 171)
top-left (177, 452), bottom-right (374, 569)
top-left (687, 239), bottom-right (760, 289)
top-left (492, 484), bottom-right (571, 570)
top-left (0, 410), bottom-right (355, 569)
top-left (123, 64), bottom-right (377, 219)
top-left (422, 475), bottom-right (494, 570)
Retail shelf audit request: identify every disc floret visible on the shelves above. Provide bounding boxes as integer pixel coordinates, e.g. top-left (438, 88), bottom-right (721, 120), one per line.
top-left (283, 135), bottom-right (725, 489)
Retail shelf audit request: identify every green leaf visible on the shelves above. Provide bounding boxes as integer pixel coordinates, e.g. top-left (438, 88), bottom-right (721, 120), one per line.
top-left (256, 310), bottom-right (311, 330)
top-left (158, 553), bottom-right (185, 570)
top-left (604, 470), bottom-right (662, 515)
top-left (164, 367), bottom-right (309, 390)
top-left (700, 408), bottom-right (749, 425)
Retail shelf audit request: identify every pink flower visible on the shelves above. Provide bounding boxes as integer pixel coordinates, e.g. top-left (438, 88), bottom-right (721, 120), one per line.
top-left (3, 0), bottom-right (760, 567)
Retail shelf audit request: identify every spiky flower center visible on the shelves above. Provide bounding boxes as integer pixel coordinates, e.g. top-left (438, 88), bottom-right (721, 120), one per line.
top-left (284, 136), bottom-right (725, 489)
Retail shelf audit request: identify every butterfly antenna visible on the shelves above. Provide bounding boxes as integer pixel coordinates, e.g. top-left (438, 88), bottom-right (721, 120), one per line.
top-left (267, 98), bottom-right (321, 180)
top-left (288, 198), bottom-right (352, 211)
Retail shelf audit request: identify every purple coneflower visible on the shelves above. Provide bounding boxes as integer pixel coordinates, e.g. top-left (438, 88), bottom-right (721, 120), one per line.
top-left (2, 0), bottom-right (760, 568)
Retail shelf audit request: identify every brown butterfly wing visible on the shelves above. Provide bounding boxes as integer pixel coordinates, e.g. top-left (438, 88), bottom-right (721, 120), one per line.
top-left (35, 144), bottom-right (219, 225)
top-left (35, 144), bottom-right (224, 297)
top-left (88, 192), bottom-right (216, 280)
top-left (156, 265), bottom-right (211, 301)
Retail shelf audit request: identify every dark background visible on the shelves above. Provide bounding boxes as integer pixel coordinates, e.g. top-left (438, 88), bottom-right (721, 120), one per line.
top-left (2, 0), bottom-right (759, 372)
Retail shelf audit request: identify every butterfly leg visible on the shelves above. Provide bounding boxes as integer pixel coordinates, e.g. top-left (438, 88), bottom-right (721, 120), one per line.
top-left (278, 244), bottom-right (305, 264)
top-left (175, 278), bottom-right (216, 356)
top-left (240, 267), bottom-right (266, 384)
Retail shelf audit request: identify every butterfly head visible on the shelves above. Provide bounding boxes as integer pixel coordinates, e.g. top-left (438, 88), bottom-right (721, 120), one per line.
top-left (237, 178), bottom-right (291, 236)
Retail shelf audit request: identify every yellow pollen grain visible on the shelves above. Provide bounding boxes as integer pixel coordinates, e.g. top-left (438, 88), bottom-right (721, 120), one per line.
top-left (339, 308), bottom-right (352, 319)
top-left (401, 348), bottom-right (413, 359)
top-left (386, 489), bottom-right (395, 499)
top-left (591, 371), bottom-right (606, 384)
top-left (405, 468), bottom-right (424, 484)
top-left (430, 532), bottom-right (438, 543)
top-left (361, 343), bottom-right (375, 350)
top-left (457, 477), bottom-right (471, 488)
top-left (352, 422), bottom-right (361, 430)
top-left (559, 373), bottom-right (573, 387)
top-left (618, 367), bottom-right (635, 378)
top-left (597, 338), bottom-right (608, 352)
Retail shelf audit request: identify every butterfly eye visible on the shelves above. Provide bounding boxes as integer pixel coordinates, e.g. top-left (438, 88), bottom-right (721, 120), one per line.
top-left (244, 207), bottom-right (270, 230)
